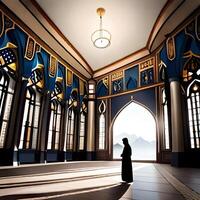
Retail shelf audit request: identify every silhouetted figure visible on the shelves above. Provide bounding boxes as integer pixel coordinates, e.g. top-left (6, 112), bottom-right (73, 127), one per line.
top-left (121, 138), bottom-right (133, 183)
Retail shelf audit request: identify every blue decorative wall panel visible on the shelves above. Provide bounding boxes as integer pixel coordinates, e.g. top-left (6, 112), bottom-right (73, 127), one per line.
top-left (112, 78), bottom-right (123, 94)
top-left (140, 68), bottom-right (154, 86)
top-left (97, 79), bottom-right (109, 97)
top-left (111, 88), bottom-right (156, 121)
top-left (160, 15), bottom-right (200, 81)
top-left (125, 65), bottom-right (138, 90)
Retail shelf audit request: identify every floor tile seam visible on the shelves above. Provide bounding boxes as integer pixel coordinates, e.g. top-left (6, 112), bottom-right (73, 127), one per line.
top-left (133, 179), bottom-right (170, 185)
top-left (130, 187), bottom-right (179, 195)
top-left (127, 188), bottom-right (185, 196)
top-left (161, 169), bottom-right (200, 180)
top-left (132, 180), bottom-right (168, 184)
top-left (155, 165), bottom-right (200, 200)
top-left (133, 175), bottom-right (162, 178)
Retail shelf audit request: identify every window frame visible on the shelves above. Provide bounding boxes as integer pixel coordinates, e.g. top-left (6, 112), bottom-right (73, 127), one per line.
top-left (187, 83), bottom-right (200, 149)
top-left (19, 86), bottom-right (41, 150)
top-left (47, 99), bottom-right (62, 150)
top-left (161, 88), bottom-right (170, 150)
top-left (78, 111), bottom-right (86, 151)
top-left (99, 113), bottom-right (106, 150)
top-left (66, 108), bottom-right (75, 151)
top-left (0, 70), bottom-right (15, 148)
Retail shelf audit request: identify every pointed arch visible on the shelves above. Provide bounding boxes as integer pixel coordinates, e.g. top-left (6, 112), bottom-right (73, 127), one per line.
top-left (110, 100), bottom-right (157, 161)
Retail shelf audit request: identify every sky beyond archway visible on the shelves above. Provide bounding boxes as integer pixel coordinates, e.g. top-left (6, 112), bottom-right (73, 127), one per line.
top-left (113, 102), bottom-right (156, 160)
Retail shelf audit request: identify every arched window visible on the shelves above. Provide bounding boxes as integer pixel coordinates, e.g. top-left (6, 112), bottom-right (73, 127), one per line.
top-left (78, 98), bottom-right (87, 151)
top-left (181, 55), bottom-right (200, 149)
top-left (187, 81), bottom-right (200, 149)
top-left (79, 112), bottom-right (85, 150)
top-left (162, 89), bottom-right (170, 149)
top-left (19, 86), bottom-right (41, 149)
top-left (98, 100), bottom-right (106, 150)
top-left (0, 71), bottom-right (15, 148)
top-left (47, 100), bottom-right (62, 150)
top-left (66, 108), bottom-right (75, 150)
top-left (99, 114), bottom-right (105, 149)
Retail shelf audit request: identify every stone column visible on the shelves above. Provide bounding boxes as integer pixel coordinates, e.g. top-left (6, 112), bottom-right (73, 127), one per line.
top-left (37, 92), bottom-right (50, 163)
top-left (170, 79), bottom-right (184, 166)
top-left (86, 79), bottom-right (96, 160)
top-left (12, 79), bottom-right (28, 166)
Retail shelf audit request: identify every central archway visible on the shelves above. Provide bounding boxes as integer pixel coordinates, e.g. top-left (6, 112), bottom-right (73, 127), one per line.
top-left (112, 101), bottom-right (156, 161)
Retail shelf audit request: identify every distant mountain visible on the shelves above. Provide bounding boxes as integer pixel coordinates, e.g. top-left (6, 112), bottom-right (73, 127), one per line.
top-left (113, 132), bottom-right (138, 145)
top-left (133, 137), bottom-right (151, 147)
top-left (113, 129), bottom-right (157, 159)
top-left (113, 137), bottom-right (156, 160)
top-left (113, 143), bottom-right (123, 149)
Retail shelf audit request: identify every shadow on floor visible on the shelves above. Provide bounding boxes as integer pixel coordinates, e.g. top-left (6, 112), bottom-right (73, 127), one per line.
top-left (0, 182), bottom-right (131, 200)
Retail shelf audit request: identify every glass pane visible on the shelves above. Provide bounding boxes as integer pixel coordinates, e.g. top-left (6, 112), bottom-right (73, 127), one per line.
top-left (89, 84), bottom-right (94, 90)
top-left (0, 121), bottom-right (7, 148)
top-left (79, 137), bottom-right (84, 150)
top-left (191, 138), bottom-right (195, 148)
top-left (89, 89), bottom-right (94, 94)
top-left (47, 130), bottom-right (52, 149)
top-left (31, 128), bottom-right (38, 149)
top-left (0, 87), bottom-right (2, 105)
top-left (80, 124), bottom-right (85, 136)
top-left (69, 135), bottom-right (73, 150)
top-left (187, 98), bottom-right (191, 109)
top-left (19, 126), bottom-right (25, 149)
top-left (0, 90), bottom-right (6, 115)
top-left (3, 93), bottom-right (13, 120)
top-left (70, 118), bottom-right (74, 135)
top-left (56, 114), bottom-right (61, 131)
top-left (0, 75), bottom-right (4, 84)
top-left (189, 126), bottom-right (193, 138)
top-left (66, 134), bottom-right (70, 150)
top-left (33, 105), bottom-right (40, 127)
top-left (55, 131), bottom-right (59, 150)
top-left (99, 114), bottom-right (105, 149)
top-left (63, 110), bottom-right (68, 151)
top-left (28, 104), bottom-right (34, 123)
top-left (196, 139), bottom-right (200, 148)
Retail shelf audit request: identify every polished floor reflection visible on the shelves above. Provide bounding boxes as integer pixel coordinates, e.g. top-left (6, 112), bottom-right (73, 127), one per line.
top-left (0, 161), bottom-right (200, 200)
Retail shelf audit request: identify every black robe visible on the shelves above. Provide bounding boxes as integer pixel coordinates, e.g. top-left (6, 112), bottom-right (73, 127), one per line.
top-left (121, 144), bottom-right (133, 182)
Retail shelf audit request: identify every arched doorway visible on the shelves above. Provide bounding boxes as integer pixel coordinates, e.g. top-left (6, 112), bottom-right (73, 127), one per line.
top-left (112, 101), bottom-right (156, 161)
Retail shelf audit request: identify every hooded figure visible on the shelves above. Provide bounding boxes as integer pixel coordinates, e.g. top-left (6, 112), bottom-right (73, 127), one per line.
top-left (121, 138), bottom-right (133, 183)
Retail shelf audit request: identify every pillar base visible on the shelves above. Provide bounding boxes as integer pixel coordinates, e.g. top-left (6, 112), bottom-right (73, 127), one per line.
top-left (36, 150), bottom-right (46, 163)
top-left (86, 151), bottom-right (96, 160)
top-left (172, 151), bottom-right (200, 167)
top-left (0, 149), bottom-right (14, 166)
top-left (171, 152), bottom-right (185, 167)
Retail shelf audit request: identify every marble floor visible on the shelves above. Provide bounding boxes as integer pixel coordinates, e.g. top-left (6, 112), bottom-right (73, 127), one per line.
top-left (0, 161), bottom-right (200, 200)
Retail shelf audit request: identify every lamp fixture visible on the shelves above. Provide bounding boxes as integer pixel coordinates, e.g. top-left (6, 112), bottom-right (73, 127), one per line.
top-left (91, 7), bottom-right (111, 49)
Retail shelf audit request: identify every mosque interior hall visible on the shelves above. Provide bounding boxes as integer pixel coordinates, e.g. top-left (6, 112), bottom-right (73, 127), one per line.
top-left (0, 0), bottom-right (200, 199)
